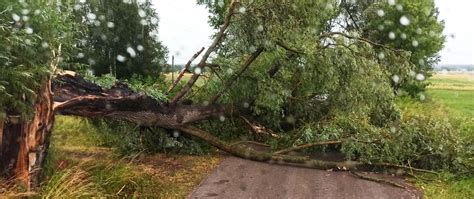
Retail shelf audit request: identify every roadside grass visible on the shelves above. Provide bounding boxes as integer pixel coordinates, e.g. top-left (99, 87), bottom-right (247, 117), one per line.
top-left (401, 73), bottom-right (474, 198)
top-left (37, 116), bottom-right (222, 198)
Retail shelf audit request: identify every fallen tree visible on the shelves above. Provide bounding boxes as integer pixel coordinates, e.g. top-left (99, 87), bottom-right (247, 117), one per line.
top-left (2, 0), bottom-right (464, 191)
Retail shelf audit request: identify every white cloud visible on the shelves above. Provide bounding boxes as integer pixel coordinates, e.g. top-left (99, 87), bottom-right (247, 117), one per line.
top-left (152, 0), bottom-right (213, 64)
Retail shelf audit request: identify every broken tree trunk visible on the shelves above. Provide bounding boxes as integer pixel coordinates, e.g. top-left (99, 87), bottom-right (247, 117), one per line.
top-left (51, 72), bottom-right (436, 175)
top-left (0, 78), bottom-right (55, 190)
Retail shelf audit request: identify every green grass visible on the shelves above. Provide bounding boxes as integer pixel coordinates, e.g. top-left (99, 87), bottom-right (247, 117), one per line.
top-left (35, 116), bottom-right (222, 198)
top-left (408, 73), bottom-right (474, 199)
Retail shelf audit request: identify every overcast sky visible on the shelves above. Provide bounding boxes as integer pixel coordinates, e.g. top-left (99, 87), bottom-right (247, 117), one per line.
top-left (153, 0), bottom-right (473, 65)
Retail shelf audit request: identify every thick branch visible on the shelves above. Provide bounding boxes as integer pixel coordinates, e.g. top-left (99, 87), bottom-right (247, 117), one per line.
top-left (209, 47), bottom-right (264, 103)
top-left (166, 47), bottom-right (205, 95)
top-left (52, 72), bottom-right (237, 128)
top-left (274, 140), bottom-right (343, 155)
top-left (171, 1), bottom-right (238, 104)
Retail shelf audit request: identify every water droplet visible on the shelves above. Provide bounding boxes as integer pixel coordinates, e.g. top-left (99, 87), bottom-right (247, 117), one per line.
top-left (390, 126), bottom-right (397, 133)
top-left (226, 68), bottom-right (233, 75)
top-left (94, 20), bottom-right (101, 26)
top-left (79, 0), bottom-right (87, 3)
top-left (74, 4), bottom-right (81, 10)
top-left (376, 9), bottom-right (385, 17)
top-left (378, 25), bottom-right (384, 31)
top-left (138, 9), bottom-right (146, 18)
top-left (25, 27), bottom-right (33, 34)
top-left (412, 40), bottom-right (419, 47)
top-left (194, 67), bottom-right (202, 75)
top-left (12, 13), bottom-right (20, 21)
top-left (34, 9), bottom-right (41, 15)
top-left (409, 70), bottom-right (416, 77)
top-left (392, 75), bottom-right (400, 83)
top-left (239, 6), bottom-right (246, 14)
top-left (419, 93), bottom-right (426, 101)
top-left (219, 115), bottom-right (226, 122)
top-left (87, 13), bottom-right (96, 20)
top-left (243, 102), bottom-right (250, 108)
top-left (150, 17), bottom-right (158, 25)
top-left (140, 19), bottom-right (147, 26)
top-left (415, 73), bottom-right (425, 81)
top-left (416, 28), bottom-right (422, 34)
top-left (77, 52), bottom-right (85, 58)
top-left (378, 52), bottom-right (385, 59)
top-left (22, 15), bottom-right (29, 21)
top-left (41, 42), bottom-right (49, 48)
top-left (400, 33), bottom-right (407, 40)
top-left (418, 59), bottom-right (425, 65)
top-left (21, 9), bottom-right (29, 15)
top-left (107, 22), bottom-right (115, 28)
top-left (388, 0), bottom-right (396, 6)
top-left (257, 25), bottom-right (264, 32)
top-left (396, 4), bottom-right (403, 11)
top-left (116, 55), bottom-right (127, 62)
top-left (388, 32), bottom-right (396, 39)
top-left (127, 47), bottom-right (137, 58)
top-left (400, 16), bottom-right (410, 26)
top-left (88, 58), bottom-right (96, 65)
top-left (173, 130), bottom-right (180, 138)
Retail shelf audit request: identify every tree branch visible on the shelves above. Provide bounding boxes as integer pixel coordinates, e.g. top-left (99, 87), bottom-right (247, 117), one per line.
top-left (171, 1), bottom-right (239, 105)
top-left (209, 47), bottom-right (264, 103)
top-left (166, 47), bottom-right (205, 95)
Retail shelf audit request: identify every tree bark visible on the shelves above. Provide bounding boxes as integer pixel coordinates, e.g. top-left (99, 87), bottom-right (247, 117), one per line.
top-left (0, 78), bottom-right (55, 190)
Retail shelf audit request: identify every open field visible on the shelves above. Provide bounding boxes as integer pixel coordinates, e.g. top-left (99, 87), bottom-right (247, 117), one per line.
top-left (414, 73), bottom-right (474, 198)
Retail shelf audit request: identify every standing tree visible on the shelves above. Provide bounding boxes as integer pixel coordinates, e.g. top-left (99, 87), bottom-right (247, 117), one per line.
top-left (0, 0), bottom-right (78, 189)
top-left (73, 0), bottom-right (168, 79)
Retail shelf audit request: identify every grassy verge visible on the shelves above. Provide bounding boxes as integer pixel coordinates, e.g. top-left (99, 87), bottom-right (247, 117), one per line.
top-left (23, 116), bottom-right (221, 198)
top-left (404, 73), bottom-right (474, 198)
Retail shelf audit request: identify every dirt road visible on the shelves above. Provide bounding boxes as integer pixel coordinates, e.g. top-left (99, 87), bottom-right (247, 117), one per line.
top-left (188, 157), bottom-right (421, 199)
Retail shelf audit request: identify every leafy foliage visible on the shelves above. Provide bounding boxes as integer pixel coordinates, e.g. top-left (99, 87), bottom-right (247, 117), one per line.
top-left (0, 0), bottom-right (78, 118)
top-left (72, 0), bottom-right (168, 79)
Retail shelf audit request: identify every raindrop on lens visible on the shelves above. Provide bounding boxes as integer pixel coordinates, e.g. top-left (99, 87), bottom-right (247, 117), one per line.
top-left (412, 40), bottom-right (419, 47)
top-left (416, 28), bottom-right (422, 34)
top-left (399, 16), bottom-right (410, 26)
top-left (388, 32), bottom-right (396, 39)
top-left (138, 9), bottom-right (146, 18)
top-left (77, 52), bottom-right (85, 58)
top-left (257, 25), bottom-right (264, 32)
top-left (400, 33), bottom-right (407, 40)
top-left (25, 27), bottom-right (33, 34)
top-left (219, 115), bottom-right (226, 122)
top-left (388, 0), bottom-right (396, 6)
top-left (41, 42), bottom-right (49, 48)
top-left (127, 47), bottom-right (137, 58)
top-left (396, 4), bottom-right (403, 11)
top-left (392, 75), bottom-right (400, 83)
top-left (239, 6), bottom-right (246, 14)
top-left (173, 130), bottom-right (180, 138)
top-left (194, 67), bottom-right (202, 75)
top-left (378, 52), bottom-right (385, 59)
top-left (415, 73), bottom-right (425, 81)
top-left (376, 9), bottom-right (385, 17)
top-left (243, 102), bottom-right (250, 108)
top-left (12, 14), bottom-right (20, 22)
top-left (137, 45), bottom-right (144, 51)
top-left (116, 55), bottom-right (126, 62)
top-left (107, 22), bottom-right (115, 28)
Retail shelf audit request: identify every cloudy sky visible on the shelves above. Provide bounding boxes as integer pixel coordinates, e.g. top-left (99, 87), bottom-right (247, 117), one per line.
top-left (153, 0), bottom-right (473, 65)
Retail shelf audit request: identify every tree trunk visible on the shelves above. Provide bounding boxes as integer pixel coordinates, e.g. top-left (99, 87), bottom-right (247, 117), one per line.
top-left (0, 78), bottom-right (55, 190)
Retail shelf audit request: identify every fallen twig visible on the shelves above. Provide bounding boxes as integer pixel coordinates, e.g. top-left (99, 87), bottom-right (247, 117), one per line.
top-left (349, 171), bottom-right (406, 189)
